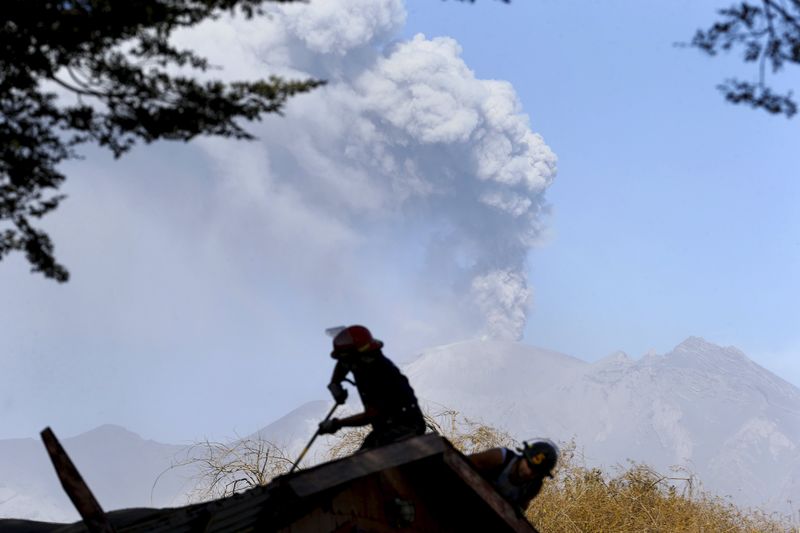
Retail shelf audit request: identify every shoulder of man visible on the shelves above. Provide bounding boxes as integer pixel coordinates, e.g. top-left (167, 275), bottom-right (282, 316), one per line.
top-left (360, 352), bottom-right (400, 373)
top-left (502, 448), bottom-right (520, 466)
top-left (484, 447), bottom-right (517, 479)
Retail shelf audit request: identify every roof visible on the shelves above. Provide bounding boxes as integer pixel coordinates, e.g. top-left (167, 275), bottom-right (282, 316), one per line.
top-left (1, 434), bottom-right (539, 533)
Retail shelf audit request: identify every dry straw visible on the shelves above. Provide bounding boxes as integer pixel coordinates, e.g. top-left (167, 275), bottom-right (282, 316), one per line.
top-left (527, 443), bottom-right (793, 533)
top-left (180, 408), bottom-right (795, 532)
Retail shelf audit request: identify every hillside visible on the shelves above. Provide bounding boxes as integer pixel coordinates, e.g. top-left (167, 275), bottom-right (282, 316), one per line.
top-left (405, 337), bottom-right (800, 514)
top-left (0, 426), bottom-right (190, 522)
top-left (1, 336), bottom-right (796, 522)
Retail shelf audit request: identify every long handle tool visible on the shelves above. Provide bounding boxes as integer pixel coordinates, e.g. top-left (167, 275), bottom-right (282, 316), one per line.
top-left (289, 403), bottom-right (338, 474)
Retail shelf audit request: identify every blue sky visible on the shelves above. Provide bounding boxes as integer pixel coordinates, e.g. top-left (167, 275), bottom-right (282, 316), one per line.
top-left (0, 0), bottom-right (797, 443)
top-left (405, 0), bottom-right (800, 376)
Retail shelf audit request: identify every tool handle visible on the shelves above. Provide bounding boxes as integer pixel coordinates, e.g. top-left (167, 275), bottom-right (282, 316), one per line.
top-left (289, 402), bottom-right (338, 473)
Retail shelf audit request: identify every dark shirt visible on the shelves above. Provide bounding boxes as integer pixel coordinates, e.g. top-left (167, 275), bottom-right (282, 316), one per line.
top-left (483, 448), bottom-right (544, 509)
top-left (335, 352), bottom-right (423, 430)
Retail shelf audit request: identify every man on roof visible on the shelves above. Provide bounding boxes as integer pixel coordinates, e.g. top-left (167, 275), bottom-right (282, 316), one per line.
top-left (317, 325), bottom-right (426, 449)
top-left (469, 439), bottom-right (559, 511)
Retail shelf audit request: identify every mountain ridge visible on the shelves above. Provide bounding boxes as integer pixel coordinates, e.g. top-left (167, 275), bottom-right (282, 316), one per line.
top-left (1, 336), bottom-right (797, 521)
top-left (404, 336), bottom-right (799, 515)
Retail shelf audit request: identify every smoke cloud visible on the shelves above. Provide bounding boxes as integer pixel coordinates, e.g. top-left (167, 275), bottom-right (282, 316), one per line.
top-left (182, 0), bottom-right (557, 341)
top-left (0, 0), bottom-right (558, 441)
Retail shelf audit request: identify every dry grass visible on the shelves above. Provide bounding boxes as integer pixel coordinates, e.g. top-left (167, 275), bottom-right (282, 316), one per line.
top-left (526, 442), bottom-right (793, 533)
top-left (167, 437), bottom-right (294, 501)
top-left (407, 411), bottom-right (794, 532)
top-left (423, 407), bottom-right (518, 454)
top-left (326, 424), bottom-right (372, 460)
top-left (179, 408), bottom-right (796, 532)
top-left (325, 406), bottom-right (517, 460)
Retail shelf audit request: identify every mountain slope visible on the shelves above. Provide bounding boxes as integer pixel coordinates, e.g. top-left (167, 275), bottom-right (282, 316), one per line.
top-left (0, 426), bottom-right (192, 522)
top-left (0, 406), bottom-right (343, 522)
top-left (1, 337), bottom-right (796, 521)
top-left (405, 337), bottom-right (800, 514)
top-left (405, 339), bottom-right (587, 437)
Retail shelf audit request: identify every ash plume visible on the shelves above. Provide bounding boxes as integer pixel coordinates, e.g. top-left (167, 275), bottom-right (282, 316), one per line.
top-left (181, 0), bottom-right (557, 341)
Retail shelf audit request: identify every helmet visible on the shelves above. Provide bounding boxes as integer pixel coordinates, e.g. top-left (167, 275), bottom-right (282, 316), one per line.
top-left (331, 325), bottom-right (384, 359)
top-left (518, 439), bottom-right (559, 478)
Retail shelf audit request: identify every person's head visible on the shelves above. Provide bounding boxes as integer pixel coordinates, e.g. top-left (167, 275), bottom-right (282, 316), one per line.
top-left (516, 439), bottom-right (559, 481)
top-left (330, 325), bottom-right (384, 361)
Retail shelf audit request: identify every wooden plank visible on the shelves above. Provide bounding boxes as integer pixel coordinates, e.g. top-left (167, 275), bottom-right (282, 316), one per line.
top-left (28, 433), bottom-right (539, 533)
top-left (287, 434), bottom-right (445, 497)
top-left (40, 427), bottom-right (116, 533)
top-left (441, 448), bottom-right (538, 533)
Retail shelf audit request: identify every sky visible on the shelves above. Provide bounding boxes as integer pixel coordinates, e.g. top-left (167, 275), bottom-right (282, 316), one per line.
top-left (1, 0), bottom-right (798, 443)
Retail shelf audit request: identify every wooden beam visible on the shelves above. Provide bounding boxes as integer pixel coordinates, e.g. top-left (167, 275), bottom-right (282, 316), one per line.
top-left (287, 434), bottom-right (446, 497)
top-left (441, 448), bottom-right (538, 533)
top-left (40, 427), bottom-right (116, 533)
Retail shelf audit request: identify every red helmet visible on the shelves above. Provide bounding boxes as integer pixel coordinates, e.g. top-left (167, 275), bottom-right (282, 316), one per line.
top-left (331, 325), bottom-right (384, 359)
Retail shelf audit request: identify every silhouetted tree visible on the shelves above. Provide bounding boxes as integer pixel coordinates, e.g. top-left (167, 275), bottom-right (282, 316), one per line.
top-left (691, 1), bottom-right (800, 118)
top-left (1, 0), bottom-right (322, 282)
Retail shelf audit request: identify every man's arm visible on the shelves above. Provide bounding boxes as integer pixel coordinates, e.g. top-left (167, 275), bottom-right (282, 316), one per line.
top-left (468, 448), bottom-right (506, 474)
top-left (318, 405), bottom-right (379, 434)
top-left (327, 361), bottom-right (350, 404)
top-left (330, 360), bottom-right (350, 384)
top-left (320, 361), bottom-right (379, 434)
top-left (335, 406), bottom-right (380, 428)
